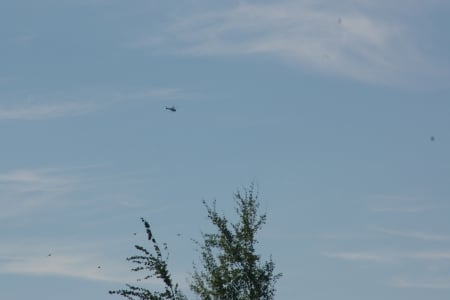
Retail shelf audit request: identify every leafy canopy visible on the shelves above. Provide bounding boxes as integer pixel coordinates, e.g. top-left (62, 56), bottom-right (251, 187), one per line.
top-left (191, 185), bottom-right (282, 300)
top-left (110, 184), bottom-right (281, 300)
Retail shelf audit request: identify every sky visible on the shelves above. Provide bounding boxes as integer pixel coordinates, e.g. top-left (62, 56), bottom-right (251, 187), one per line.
top-left (1, 0), bottom-right (450, 299)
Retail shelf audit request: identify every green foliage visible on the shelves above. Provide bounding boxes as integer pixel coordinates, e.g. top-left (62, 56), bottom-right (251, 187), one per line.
top-left (109, 218), bottom-right (187, 300)
top-left (190, 184), bottom-right (282, 300)
top-left (110, 184), bottom-right (281, 300)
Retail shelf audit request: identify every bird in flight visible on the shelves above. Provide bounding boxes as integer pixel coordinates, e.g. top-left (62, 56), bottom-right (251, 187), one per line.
top-left (165, 106), bottom-right (176, 112)
top-left (430, 136), bottom-right (435, 142)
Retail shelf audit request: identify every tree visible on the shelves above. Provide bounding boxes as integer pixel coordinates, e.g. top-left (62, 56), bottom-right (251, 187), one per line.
top-left (190, 185), bottom-right (282, 300)
top-left (110, 184), bottom-right (281, 300)
top-left (109, 218), bottom-right (187, 300)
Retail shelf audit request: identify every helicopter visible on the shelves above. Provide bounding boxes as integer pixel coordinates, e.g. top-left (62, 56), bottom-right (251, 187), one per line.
top-left (165, 106), bottom-right (176, 112)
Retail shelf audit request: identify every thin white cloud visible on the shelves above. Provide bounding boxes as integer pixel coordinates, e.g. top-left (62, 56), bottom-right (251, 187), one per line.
top-left (0, 253), bottom-right (188, 286)
top-left (371, 227), bottom-right (450, 242)
top-left (0, 240), bottom-right (135, 283)
top-left (324, 251), bottom-right (392, 262)
top-left (0, 168), bottom-right (76, 219)
top-left (132, 0), bottom-right (449, 87)
top-left (371, 206), bottom-right (425, 213)
top-left (325, 250), bottom-right (450, 262)
top-left (0, 102), bottom-right (94, 120)
top-left (368, 194), bottom-right (430, 214)
top-left (0, 254), bottom-right (114, 282)
top-left (318, 233), bottom-right (373, 240)
top-left (408, 251), bottom-right (450, 260)
top-left (0, 165), bottom-right (165, 219)
top-left (0, 87), bottom-right (188, 121)
top-left (392, 278), bottom-right (450, 289)
top-left (0, 239), bottom-right (188, 285)
top-left (115, 88), bottom-right (183, 101)
top-left (13, 34), bottom-right (37, 44)
top-left (0, 169), bottom-right (71, 186)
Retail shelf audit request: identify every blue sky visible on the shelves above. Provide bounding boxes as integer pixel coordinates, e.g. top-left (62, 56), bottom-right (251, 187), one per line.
top-left (1, 0), bottom-right (450, 299)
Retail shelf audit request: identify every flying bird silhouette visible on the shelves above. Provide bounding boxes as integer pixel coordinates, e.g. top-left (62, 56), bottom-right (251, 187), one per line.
top-left (165, 106), bottom-right (176, 112)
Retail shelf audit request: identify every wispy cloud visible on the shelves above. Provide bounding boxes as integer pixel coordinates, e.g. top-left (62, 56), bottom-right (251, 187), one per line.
top-left (408, 251), bottom-right (450, 260)
top-left (0, 253), bottom-right (188, 285)
top-left (0, 240), bottom-right (135, 283)
top-left (371, 206), bottom-right (425, 213)
top-left (324, 251), bottom-right (391, 262)
top-left (0, 87), bottom-right (191, 121)
top-left (113, 88), bottom-right (183, 102)
top-left (0, 239), bottom-right (188, 285)
top-left (392, 278), bottom-right (450, 289)
top-left (0, 165), bottom-right (166, 220)
top-left (0, 102), bottom-right (94, 120)
top-left (371, 227), bottom-right (450, 242)
top-left (0, 168), bottom-right (76, 219)
top-left (368, 194), bottom-right (430, 214)
top-left (0, 254), bottom-right (115, 282)
top-left (0, 169), bottom-right (72, 187)
top-left (325, 250), bottom-right (450, 262)
top-left (318, 233), bottom-right (373, 240)
top-left (132, 0), bottom-right (449, 87)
